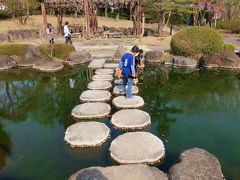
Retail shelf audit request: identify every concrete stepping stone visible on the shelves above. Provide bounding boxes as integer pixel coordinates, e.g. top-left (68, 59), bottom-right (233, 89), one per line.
top-left (92, 74), bottom-right (113, 82)
top-left (95, 68), bottom-right (114, 75)
top-left (111, 109), bottom-right (151, 130)
top-left (88, 59), bottom-right (105, 69)
top-left (88, 81), bottom-right (112, 90)
top-left (113, 85), bottom-right (139, 95)
top-left (113, 96), bottom-right (144, 109)
top-left (104, 63), bottom-right (119, 69)
top-left (72, 103), bottom-right (111, 119)
top-left (114, 78), bottom-right (123, 85)
top-left (64, 122), bottom-right (110, 148)
top-left (69, 164), bottom-right (168, 180)
top-left (110, 132), bottom-right (165, 164)
top-left (80, 90), bottom-right (111, 102)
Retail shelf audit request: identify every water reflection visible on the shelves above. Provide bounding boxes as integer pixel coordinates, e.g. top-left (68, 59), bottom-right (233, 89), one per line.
top-left (0, 123), bottom-right (11, 170)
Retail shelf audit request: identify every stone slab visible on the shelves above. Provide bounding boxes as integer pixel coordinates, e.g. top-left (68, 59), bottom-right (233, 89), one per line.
top-left (112, 96), bottom-right (144, 109)
top-left (110, 132), bottom-right (165, 164)
top-left (80, 90), bottom-right (111, 102)
top-left (88, 59), bottom-right (106, 69)
top-left (95, 69), bottom-right (114, 75)
top-left (64, 122), bottom-right (110, 148)
top-left (33, 60), bottom-right (64, 72)
top-left (111, 109), bottom-right (151, 130)
top-left (88, 81), bottom-right (112, 90)
top-left (69, 164), bottom-right (168, 180)
top-left (114, 78), bottom-right (123, 85)
top-left (92, 74), bottom-right (113, 82)
top-left (72, 103), bottom-right (111, 119)
top-left (113, 85), bottom-right (139, 95)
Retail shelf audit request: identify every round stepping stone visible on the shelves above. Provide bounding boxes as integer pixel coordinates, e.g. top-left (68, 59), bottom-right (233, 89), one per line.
top-left (64, 122), bottom-right (110, 148)
top-left (110, 132), bottom-right (165, 164)
top-left (104, 63), bottom-right (119, 69)
top-left (72, 103), bottom-right (111, 119)
top-left (113, 85), bottom-right (139, 95)
top-left (33, 60), bottom-right (64, 72)
top-left (113, 96), bottom-right (144, 109)
top-left (115, 78), bottom-right (123, 85)
top-left (80, 90), bottom-right (111, 102)
top-left (111, 109), bottom-right (151, 130)
top-left (95, 69), bottom-right (114, 75)
top-left (69, 164), bottom-right (168, 180)
top-left (88, 81), bottom-right (112, 90)
top-left (88, 59), bottom-right (106, 69)
top-left (92, 74), bottom-right (113, 82)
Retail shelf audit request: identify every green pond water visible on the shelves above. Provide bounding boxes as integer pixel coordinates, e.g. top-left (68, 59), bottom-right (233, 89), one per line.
top-left (0, 64), bottom-right (240, 180)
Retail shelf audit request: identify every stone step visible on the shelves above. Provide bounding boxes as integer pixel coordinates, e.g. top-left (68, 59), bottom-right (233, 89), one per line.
top-left (92, 74), bottom-right (113, 82)
top-left (95, 68), bottom-right (114, 75)
top-left (104, 63), bottom-right (119, 69)
top-left (112, 96), bottom-right (144, 109)
top-left (80, 90), bottom-right (111, 102)
top-left (111, 109), bottom-right (151, 130)
top-left (88, 81), bottom-right (112, 90)
top-left (110, 132), bottom-right (165, 164)
top-left (114, 78), bottom-right (123, 85)
top-left (72, 103), bottom-right (111, 119)
top-left (113, 85), bottom-right (139, 95)
top-left (69, 164), bottom-right (168, 180)
top-left (88, 59), bottom-right (106, 69)
top-left (64, 122), bottom-right (110, 148)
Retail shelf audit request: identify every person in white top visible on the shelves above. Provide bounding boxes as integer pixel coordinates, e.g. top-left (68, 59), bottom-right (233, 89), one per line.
top-left (64, 21), bottom-right (72, 45)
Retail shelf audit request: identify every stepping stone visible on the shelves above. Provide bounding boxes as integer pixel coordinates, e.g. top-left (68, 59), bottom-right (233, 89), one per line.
top-left (64, 122), bottom-right (110, 148)
top-left (92, 74), bottom-right (113, 82)
top-left (113, 96), bottom-right (144, 109)
top-left (88, 59), bottom-right (105, 69)
top-left (110, 132), bottom-right (165, 164)
top-left (72, 103), bottom-right (111, 119)
top-left (115, 78), bottom-right (123, 85)
top-left (113, 85), bottom-right (139, 95)
top-left (88, 81), bottom-right (112, 90)
top-left (111, 109), bottom-right (151, 130)
top-left (69, 164), bottom-right (168, 180)
top-left (80, 90), bottom-right (111, 102)
top-left (33, 60), bottom-right (64, 72)
top-left (95, 68), bottom-right (114, 75)
top-left (104, 63), bottom-right (119, 69)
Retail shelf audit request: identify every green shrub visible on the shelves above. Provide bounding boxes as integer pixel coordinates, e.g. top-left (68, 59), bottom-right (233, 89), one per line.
top-left (228, 17), bottom-right (240, 33)
top-left (39, 44), bottom-right (75, 60)
top-left (0, 44), bottom-right (30, 58)
top-left (0, 10), bottom-right (11, 19)
top-left (170, 26), bottom-right (224, 57)
top-left (216, 19), bottom-right (228, 30)
top-left (223, 43), bottom-right (236, 51)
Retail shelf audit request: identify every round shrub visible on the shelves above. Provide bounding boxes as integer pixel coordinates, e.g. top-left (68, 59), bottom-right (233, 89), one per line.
top-left (223, 43), bottom-right (236, 51)
top-left (228, 17), bottom-right (240, 33)
top-left (170, 26), bottom-right (224, 57)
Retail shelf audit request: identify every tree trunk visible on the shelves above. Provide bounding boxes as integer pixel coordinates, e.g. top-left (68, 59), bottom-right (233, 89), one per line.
top-left (105, 7), bottom-right (108, 17)
top-left (74, 9), bottom-right (78, 19)
top-left (141, 12), bottom-right (145, 37)
top-left (23, 2), bottom-right (30, 25)
top-left (116, 9), bottom-right (120, 20)
top-left (163, 11), bottom-right (171, 30)
top-left (158, 11), bottom-right (165, 36)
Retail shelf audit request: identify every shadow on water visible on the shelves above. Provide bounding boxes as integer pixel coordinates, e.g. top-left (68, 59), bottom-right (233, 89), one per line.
top-left (0, 64), bottom-right (240, 179)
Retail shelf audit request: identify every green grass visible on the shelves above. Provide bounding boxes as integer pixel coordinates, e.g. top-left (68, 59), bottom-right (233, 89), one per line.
top-left (0, 44), bottom-right (30, 60)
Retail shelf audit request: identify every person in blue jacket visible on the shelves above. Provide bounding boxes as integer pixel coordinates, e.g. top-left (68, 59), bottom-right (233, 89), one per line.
top-left (117, 46), bottom-right (139, 99)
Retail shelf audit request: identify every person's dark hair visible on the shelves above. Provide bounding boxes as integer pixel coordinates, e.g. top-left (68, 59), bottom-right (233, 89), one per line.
top-left (65, 21), bottom-right (69, 25)
top-left (131, 46), bottom-right (139, 53)
top-left (139, 49), bottom-right (143, 54)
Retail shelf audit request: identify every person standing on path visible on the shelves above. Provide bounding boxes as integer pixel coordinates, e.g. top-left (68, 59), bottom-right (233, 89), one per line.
top-left (64, 21), bottom-right (72, 45)
top-left (46, 24), bottom-right (54, 44)
top-left (117, 46), bottom-right (139, 99)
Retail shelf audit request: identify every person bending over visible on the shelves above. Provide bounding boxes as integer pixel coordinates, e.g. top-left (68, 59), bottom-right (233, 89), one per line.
top-left (117, 46), bottom-right (139, 99)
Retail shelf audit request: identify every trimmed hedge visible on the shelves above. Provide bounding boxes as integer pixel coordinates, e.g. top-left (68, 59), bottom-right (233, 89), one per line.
top-left (170, 26), bottom-right (224, 57)
top-left (0, 44), bottom-right (30, 58)
top-left (228, 17), bottom-right (240, 34)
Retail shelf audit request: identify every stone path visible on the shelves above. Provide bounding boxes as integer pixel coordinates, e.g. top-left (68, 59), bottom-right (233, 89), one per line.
top-left (65, 55), bottom-right (165, 178)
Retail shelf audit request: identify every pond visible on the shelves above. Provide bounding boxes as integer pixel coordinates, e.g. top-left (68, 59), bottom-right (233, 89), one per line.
top-left (0, 64), bottom-right (239, 180)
